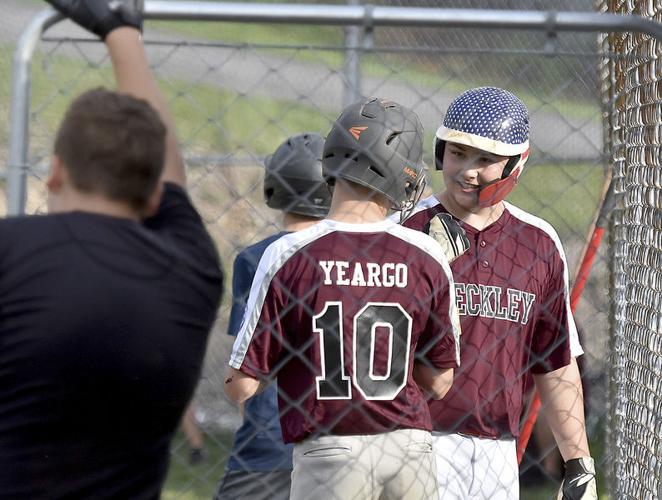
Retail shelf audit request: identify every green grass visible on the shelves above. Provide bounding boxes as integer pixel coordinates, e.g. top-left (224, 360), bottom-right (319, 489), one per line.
top-left (163, 430), bottom-right (234, 500)
top-left (164, 80), bottom-right (335, 156)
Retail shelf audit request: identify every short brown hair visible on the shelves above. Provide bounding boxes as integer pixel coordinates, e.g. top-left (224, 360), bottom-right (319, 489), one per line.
top-left (54, 88), bottom-right (167, 212)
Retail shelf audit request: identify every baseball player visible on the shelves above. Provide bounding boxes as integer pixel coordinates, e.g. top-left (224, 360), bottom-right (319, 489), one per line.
top-left (215, 133), bottom-right (331, 500)
top-left (224, 97), bottom-right (465, 499)
top-left (401, 86), bottom-right (597, 499)
top-left (0, 1), bottom-right (222, 498)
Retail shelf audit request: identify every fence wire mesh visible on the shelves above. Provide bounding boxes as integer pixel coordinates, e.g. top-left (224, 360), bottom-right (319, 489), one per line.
top-left (2, 1), bottom-right (649, 499)
top-left (600, 1), bottom-right (662, 499)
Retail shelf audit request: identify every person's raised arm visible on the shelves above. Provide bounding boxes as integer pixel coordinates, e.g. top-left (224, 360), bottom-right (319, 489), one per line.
top-left (105, 29), bottom-right (186, 187)
top-left (46, 0), bottom-right (186, 187)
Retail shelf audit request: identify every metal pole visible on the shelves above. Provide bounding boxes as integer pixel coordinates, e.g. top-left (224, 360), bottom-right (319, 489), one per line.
top-left (343, 0), bottom-right (362, 107)
top-left (141, 2), bottom-right (662, 40)
top-left (7, 9), bottom-right (62, 215)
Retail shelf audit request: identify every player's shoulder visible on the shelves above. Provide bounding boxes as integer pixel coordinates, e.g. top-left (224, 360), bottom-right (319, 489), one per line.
top-left (399, 194), bottom-right (444, 230)
top-left (504, 202), bottom-right (561, 239)
top-left (256, 221), bottom-right (337, 273)
top-left (503, 201), bottom-right (565, 254)
top-left (235, 231), bottom-right (289, 268)
top-left (383, 222), bottom-right (451, 268)
top-left (256, 218), bottom-right (451, 273)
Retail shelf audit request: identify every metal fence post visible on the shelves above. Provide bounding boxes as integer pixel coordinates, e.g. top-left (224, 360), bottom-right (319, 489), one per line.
top-left (7, 8), bottom-right (62, 216)
top-left (342, 0), bottom-right (362, 107)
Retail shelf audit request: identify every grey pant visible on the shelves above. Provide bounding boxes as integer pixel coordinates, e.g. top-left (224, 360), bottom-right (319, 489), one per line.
top-left (290, 429), bottom-right (437, 500)
top-left (214, 469), bottom-right (292, 500)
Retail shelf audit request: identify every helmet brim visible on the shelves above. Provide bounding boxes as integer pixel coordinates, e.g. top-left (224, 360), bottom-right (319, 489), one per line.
top-left (435, 125), bottom-right (529, 158)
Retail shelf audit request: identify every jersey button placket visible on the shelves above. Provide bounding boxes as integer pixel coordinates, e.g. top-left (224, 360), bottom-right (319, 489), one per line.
top-left (476, 233), bottom-right (490, 271)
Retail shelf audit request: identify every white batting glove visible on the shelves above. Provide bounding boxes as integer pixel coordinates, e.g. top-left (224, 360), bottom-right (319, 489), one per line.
top-left (557, 457), bottom-right (598, 500)
top-left (426, 213), bottom-right (470, 263)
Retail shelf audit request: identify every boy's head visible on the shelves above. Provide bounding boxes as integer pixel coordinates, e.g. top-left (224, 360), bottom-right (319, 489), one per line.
top-left (49, 88), bottom-right (166, 215)
top-left (434, 87), bottom-right (529, 208)
top-left (263, 133), bottom-right (331, 219)
top-left (322, 97), bottom-right (425, 214)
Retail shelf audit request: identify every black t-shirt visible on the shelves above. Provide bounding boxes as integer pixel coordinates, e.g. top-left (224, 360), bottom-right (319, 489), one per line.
top-left (0, 183), bottom-right (223, 499)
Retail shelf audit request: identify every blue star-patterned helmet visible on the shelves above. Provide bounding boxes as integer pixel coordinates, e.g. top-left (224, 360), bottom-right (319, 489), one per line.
top-left (434, 87), bottom-right (530, 207)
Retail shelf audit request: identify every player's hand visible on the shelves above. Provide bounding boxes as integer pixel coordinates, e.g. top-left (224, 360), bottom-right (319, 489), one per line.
top-left (557, 457), bottom-right (597, 500)
top-left (45, 0), bottom-right (143, 40)
top-left (426, 213), bottom-right (470, 263)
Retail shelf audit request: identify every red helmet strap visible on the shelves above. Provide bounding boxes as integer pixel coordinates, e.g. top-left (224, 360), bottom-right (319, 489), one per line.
top-left (478, 166), bottom-right (521, 208)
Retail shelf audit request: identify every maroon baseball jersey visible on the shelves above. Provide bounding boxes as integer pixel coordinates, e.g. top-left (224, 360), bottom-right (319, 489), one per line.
top-left (229, 218), bottom-right (460, 444)
top-left (402, 195), bottom-right (583, 439)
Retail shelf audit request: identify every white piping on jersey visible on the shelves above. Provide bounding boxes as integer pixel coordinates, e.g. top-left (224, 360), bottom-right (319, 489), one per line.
top-left (503, 201), bottom-right (583, 357)
top-left (229, 217), bottom-right (462, 369)
top-left (229, 222), bottom-right (335, 370)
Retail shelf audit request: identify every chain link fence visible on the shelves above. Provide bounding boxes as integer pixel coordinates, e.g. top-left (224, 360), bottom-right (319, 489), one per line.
top-left (599, 1), bottom-right (662, 499)
top-left (3, 1), bottom-right (660, 498)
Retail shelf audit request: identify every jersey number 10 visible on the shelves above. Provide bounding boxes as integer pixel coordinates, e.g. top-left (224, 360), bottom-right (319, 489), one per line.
top-left (313, 301), bottom-right (412, 401)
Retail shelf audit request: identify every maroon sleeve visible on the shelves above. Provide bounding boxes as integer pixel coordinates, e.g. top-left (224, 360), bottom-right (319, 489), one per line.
top-left (530, 253), bottom-right (572, 374)
top-left (416, 270), bottom-right (459, 369)
top-left (232, 277), bottom-right (287, 379)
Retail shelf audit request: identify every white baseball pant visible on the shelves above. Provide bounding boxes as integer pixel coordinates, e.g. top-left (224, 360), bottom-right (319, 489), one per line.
top-left (432, 432), bottom-right (519, 500)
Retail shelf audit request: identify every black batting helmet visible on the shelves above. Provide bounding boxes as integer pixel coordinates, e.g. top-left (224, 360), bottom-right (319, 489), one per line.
top-left (322, 97), bottom-right (425, 211)
top-left (263, 133), bottom-right (331, 218)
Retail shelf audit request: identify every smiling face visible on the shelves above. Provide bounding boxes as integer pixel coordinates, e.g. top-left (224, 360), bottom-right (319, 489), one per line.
top-left (439, 141), bottom-right (510, 218)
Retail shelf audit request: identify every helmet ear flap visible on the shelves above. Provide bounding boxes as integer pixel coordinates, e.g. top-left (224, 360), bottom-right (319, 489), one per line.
top-left (434, 138), bottom-right (446, 171)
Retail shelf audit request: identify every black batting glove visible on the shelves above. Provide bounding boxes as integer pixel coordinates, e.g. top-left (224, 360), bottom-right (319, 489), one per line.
top-left (425, 213), bottom-right (470, 263)
top-left (45, 0), bottom-right (143, 40)
top-left (557, 457), bottom-right (598, 500)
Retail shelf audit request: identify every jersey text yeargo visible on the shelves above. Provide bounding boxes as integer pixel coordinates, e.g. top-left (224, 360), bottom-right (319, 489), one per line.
top-left (319, 260), bottom-right (408, 288)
